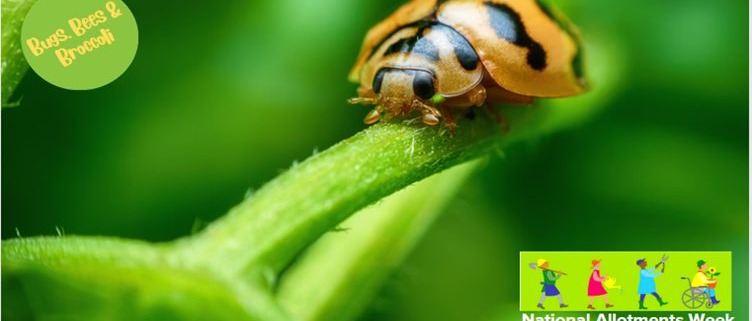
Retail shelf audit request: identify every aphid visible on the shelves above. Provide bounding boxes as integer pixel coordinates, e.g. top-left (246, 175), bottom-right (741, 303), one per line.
top-left (348, 0), bottom-right (587, 131)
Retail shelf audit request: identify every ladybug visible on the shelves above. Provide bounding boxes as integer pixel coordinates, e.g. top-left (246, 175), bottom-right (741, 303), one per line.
top-left (348, 0), bottom-right (587, 130)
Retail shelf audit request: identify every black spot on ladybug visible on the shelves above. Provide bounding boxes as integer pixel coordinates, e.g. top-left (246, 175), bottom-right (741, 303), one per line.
top-left (484, 2), bottom-right (547, 71)
top-left (373, 69), bottom-right (387, 93)
top-left (384, 33), bottom-right (440, 61)
top-left (434, 24), bottom-right (479, 71)
top-left (378, 20), bottom-right (478, 71)
top-left (412, 70), bottom-right (436, 99)
top-left (367, 20), bottom-right (434, 61)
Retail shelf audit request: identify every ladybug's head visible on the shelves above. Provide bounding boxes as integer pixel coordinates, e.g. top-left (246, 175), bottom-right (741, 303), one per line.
top-left (372, 68), bottom-right (436, 116)
top-left (349, 67), bottom-right (442, 126)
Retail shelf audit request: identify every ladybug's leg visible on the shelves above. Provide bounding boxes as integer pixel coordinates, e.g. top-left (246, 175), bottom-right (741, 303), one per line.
top-left (440, 106), bottom-right (457, 136)
top-left (421, 114), bottom-right (440, 126)
top-left (467, 84), bottom-right (487, 107)
top-left (349, 94), bottom-right (383, 125)
top-left (413, 100), bottom-right (442, 126)
top-left (349, 86), bottom-right (378, 105)
top-left (348, 97), bottom-right (377, 105)
top-left (473, 83), bottom-right (508, 131)
top-left (363, 106), bottom-right (383, 125)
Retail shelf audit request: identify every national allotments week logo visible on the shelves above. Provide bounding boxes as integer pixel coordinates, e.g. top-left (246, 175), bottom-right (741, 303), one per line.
top-left (519, 252), bottom-right (734, 321)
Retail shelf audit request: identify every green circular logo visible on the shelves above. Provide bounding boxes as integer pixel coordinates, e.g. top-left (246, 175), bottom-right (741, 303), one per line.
top-left (21, 0), bottom-right (138, 90)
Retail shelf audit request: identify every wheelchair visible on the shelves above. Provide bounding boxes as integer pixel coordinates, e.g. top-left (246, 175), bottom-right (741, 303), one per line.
top-left (680, 277), bottom-right (714, 309)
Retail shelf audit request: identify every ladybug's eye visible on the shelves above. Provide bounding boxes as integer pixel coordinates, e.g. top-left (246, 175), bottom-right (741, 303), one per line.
top-left (412, 71), bottom-right (435, 100)
top-left (372, 69), bottom-right (387, 94)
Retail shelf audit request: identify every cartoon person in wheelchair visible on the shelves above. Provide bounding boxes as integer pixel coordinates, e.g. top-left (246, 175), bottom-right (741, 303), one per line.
top-left (681, 259), bottom-right (720, 309)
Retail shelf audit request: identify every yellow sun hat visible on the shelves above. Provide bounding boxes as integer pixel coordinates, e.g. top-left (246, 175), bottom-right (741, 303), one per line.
top-left (537, 259), bottom-right (547, 267)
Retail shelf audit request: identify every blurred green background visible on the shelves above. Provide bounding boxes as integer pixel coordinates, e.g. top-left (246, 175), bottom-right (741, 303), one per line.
top-left (2, 0), bottom-right (748, 320)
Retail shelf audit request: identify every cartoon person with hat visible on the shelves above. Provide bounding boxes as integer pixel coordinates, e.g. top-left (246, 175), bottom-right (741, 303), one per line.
top-left (534, 258), bottom-right (569, 310)
top-left (587, 259), bottom-right (614, 310)
top-left (636, 257), bottom-right (668, 309)
top-left (692, 259), bottom-right (720, 305)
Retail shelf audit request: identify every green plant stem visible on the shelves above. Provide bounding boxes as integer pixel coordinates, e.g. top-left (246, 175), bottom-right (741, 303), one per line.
top-left (3, 237), bottom-right (292, 321)
top-left (1, 0), bottom-right (35, 105)
top-left (174, 52), bottom-right (615, 280)
top-left (3, 95), bottom-right (604, 320)
top-left (3, 98), bottom-right (601, 321)
top-left (175, 104), bottom-right (549, 282)
top-left (276, 159), bottom-right (484, 321)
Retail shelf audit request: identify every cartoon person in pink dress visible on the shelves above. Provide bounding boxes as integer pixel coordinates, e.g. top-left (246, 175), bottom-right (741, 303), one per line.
top-left (588, 259), bottom-right (614, 310)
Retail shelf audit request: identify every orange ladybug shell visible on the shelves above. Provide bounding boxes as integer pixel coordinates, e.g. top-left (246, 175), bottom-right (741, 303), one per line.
top-left (349, 0), bottom-right (587, 98)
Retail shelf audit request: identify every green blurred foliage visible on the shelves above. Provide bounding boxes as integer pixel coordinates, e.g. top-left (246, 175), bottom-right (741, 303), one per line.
top-left (2, 0), bottom-right (747, 319)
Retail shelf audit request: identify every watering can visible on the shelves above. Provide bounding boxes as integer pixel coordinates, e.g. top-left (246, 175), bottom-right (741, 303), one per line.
top-left (603, 276), bottom-right (624, 294)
